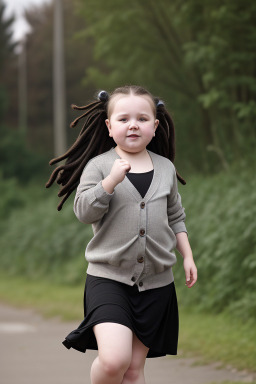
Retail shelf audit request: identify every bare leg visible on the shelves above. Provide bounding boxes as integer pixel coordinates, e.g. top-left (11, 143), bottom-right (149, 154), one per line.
top-left (90, 323), bottom-right (133, 384)
top-left (122, 333), bottom-right (149, 384)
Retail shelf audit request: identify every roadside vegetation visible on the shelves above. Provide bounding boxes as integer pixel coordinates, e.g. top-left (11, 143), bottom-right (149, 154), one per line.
top-left (0, 0), bottom-right (255, 376)
top-left (0, 159), bottom-right (255, 372)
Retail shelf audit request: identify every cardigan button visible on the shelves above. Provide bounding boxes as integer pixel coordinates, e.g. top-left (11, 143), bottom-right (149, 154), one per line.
top-left (131, 276), bottom-right (136, 282)
top-left (140, 202), bottom-right (145, 209)
top-left (139, 281), bottom-right (143, 287)
top-left (137, 256), bottom-right (144, 263)
top-left (139, 229), bottom-right (145, 236)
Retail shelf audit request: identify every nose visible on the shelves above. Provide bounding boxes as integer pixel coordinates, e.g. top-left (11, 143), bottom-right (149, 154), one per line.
top-left (129, 119), bottom-right (138, 129)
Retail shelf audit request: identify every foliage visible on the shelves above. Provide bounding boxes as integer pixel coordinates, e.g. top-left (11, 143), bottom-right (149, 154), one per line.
top-left (2, 0), bottom-right (95, 154)
top-left (0, 272), bottom-right (85, 321)
top-left (0, 183), bottom-right (92, 285)
top-left (0, 0), bottom-right (16, 72)
top-left (0, 160), bottom-right (255, 321)
top-left (180, 0), bottom-right (256, 164)
top-left (0, 126), bottom-right (48, 183)
top-left (23, 0), bottom-right (95, 153)
top-left (0, 1), bottom-right (45, 180)
top-left (0, 0), bottom-right (16, 122)
top-left (2, 0), bottom-right (255, 175)
top-left (0, 174), bottom-right (25, 220)
top-left (179, 309), bottom-right (256, 372)
top-left (76, 0), bottom-right (256, 172)
top-left (0, 273), bottom-right (255, 371)
top-left (77, 0), bottom-right (201, 171)
top-left (174, 158), bottom-right (256, 320)
top-left (0, 0), bottom-right (255, 322)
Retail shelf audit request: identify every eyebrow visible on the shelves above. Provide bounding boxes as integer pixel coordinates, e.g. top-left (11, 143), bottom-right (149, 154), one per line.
top-left (116, 112), bottom-right (151, 118)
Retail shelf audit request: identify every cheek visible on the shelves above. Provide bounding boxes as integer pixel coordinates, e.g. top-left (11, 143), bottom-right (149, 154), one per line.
top-left (111, 125), bottom-right (125, 139)
top-left (144, 123), bottom-right (156, 135)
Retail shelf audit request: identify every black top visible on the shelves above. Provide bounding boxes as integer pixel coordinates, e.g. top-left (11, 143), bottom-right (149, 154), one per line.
top-left (126, 170), bottom-right (154, 198)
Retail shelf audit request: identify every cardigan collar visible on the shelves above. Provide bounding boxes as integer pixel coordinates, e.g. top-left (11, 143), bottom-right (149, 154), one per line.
top-left (109, 147), bottom-right (162, 202)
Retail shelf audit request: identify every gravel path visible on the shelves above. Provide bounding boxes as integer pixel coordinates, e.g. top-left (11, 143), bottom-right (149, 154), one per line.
top-left (0, 302), bottom-right (253, 384)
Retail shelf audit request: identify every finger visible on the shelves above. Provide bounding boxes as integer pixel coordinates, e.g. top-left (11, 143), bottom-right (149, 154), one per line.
top-left (185, 269), bottom-right (191, 284)
top-left (186, 270), bottom-right (197, 288)
top-left (119, 161), bottom-right (131, 171)
top-left (188, 279), bottom-right (196, 288)
top-left (192, 268), bottom-right (197, 282)
top-left (119, 159), bottom-right (129, 164)
top-left (119, 160), bottom-right (130, 167)
top-left (124, 162), bottom-right (131, 169)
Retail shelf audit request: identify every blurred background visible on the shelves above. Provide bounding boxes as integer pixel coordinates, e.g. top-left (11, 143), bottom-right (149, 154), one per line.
top-left (0, 0), bottom-right (255, 373)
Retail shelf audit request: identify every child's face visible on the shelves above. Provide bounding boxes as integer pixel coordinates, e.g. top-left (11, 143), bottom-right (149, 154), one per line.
top-left (105, 94), bottom-right (159, 155)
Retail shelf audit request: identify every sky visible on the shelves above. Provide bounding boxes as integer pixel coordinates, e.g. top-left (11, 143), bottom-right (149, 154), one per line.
top-left (3, 0), bottom-right (51, 42)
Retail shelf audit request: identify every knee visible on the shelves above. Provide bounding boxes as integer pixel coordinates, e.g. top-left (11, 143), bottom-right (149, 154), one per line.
top-left (123, 366), bottom-right (142, 382)
top-left (124, 357), bottom-right (146, 382)
top-left (99, 354), bottom-right (131, 378)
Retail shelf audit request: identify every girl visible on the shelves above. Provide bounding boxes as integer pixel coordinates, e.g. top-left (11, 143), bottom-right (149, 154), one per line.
top-left (46, 85), bottom-right (197, 384)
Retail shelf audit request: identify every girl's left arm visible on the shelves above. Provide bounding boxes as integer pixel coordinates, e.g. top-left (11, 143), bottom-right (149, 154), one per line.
top-left (167, 163), bottom-right (197, 288)
top-left (176, 232), bottom-right (197, 288)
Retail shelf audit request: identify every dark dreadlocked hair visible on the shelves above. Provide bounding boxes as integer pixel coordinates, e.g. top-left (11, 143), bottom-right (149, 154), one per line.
top-left (46, 85), bottom-right (186, 210)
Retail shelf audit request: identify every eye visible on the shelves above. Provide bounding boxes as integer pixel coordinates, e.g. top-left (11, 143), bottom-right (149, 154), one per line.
top-left (139, 117), bottom-right (147, 122)
top-left (120, 118), bottom-right (127, 122)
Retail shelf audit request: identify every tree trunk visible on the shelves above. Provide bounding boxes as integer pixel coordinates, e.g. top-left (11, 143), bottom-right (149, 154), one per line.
top-left (53, 0), bottom-right (67, 157)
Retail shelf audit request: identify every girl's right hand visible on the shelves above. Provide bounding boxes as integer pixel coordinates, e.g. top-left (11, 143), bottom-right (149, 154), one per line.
top-left (110, 159), bottom-right (131, 185)
top-left (102, 159), bottom-right (131, 193)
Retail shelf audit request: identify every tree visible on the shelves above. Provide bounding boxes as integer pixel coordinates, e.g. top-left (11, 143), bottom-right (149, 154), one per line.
top-left (0, 0), bottom-right (16, 72)
top-left (76, 0), bottom-right (256, 172)
top-left (53, 0), bottom-right (67, 157)
top-left (0, 0), bottom-right (16, 122)
top-left (0, 1), bottom-right (46, 183)
top-left (2, 0), bottom-right (95, 155)
top-left (180, 0), bottom-right (256, 165)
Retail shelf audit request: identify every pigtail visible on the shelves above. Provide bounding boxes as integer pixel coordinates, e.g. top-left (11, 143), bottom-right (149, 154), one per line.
top-left (46, 91), bottom-right (115, 211)
top-left (147, 98), bottom-right (186, 185)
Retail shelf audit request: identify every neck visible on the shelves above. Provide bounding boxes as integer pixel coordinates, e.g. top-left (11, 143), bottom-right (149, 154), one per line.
top-left (114, 146), bottom-right (147, 160)
top-left (114, 147), bottom-right (153, 172)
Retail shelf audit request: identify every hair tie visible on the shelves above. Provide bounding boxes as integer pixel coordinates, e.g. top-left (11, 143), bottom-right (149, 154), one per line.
top-left (97, 90), bottom-right (109, 102)
top-left (156, 99), bottom-right (165, 108)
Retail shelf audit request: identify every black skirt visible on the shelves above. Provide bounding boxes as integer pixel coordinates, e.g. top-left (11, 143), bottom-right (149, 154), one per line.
top-left (62, 274), bottom-right (179, 358)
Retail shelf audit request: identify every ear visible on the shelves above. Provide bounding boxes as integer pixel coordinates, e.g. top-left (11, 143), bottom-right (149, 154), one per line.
top-left (154, 119), bottom-right (159, 132)
top-left (105, 119), bottom-right (112, 137)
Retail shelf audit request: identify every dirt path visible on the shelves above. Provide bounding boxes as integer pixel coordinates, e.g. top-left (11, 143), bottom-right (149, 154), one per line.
top-left (0, 302), bottom-right (253, 384)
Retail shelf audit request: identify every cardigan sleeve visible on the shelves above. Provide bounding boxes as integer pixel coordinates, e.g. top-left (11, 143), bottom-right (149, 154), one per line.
top-left (73, 159), bottom-right (114, 224)
top-left (167, 167), bottom-right (187, 235)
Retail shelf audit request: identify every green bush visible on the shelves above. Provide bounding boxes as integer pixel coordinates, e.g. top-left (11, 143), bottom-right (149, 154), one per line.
top-left (0, 174), bottom-right (25, 219)
top-left (0, 159), bottom-right (255, 319)
top-left (0, 184), bottom-right (92, 285)
top-left (0, 127), bottom-right (48, 183)
top-left (174, 160), bottom-right (256, 320)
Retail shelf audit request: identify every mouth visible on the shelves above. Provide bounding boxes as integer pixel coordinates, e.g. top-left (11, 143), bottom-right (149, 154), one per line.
top-left (127, 134), bottom-right (139, 138)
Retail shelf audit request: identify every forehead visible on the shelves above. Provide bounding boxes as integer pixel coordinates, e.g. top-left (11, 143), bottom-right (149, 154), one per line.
top-left (108, 94), bottom-right (155, 116)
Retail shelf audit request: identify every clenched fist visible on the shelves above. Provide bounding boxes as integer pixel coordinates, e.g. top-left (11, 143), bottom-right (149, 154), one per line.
top-left (102, 159), bottom-right (131, 194)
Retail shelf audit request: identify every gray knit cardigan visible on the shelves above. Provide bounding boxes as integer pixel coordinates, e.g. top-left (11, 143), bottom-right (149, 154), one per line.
top-left (74, 148), bottom-right (187, 291)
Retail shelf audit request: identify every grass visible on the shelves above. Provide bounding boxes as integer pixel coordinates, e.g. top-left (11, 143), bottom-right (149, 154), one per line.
top-left (1, 160), bottom-right (255, 318)
top-left (178, 306), bottom-right (256, 373)
top-left (0, 272), bottom-right (84, 321)
top-left (0, 273), bottom-right (255, 374)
